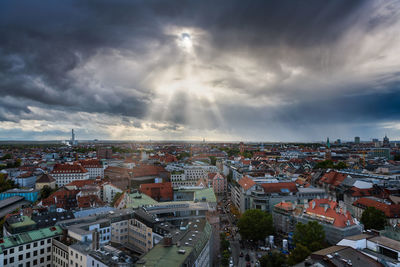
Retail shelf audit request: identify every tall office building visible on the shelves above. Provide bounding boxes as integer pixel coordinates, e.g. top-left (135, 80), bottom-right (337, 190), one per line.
top-left (354, 136), bottom-right (360, 144)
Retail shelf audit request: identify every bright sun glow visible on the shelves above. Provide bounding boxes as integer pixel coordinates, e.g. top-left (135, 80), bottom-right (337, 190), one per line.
top-left (180, 33), bottom-right (193, 51)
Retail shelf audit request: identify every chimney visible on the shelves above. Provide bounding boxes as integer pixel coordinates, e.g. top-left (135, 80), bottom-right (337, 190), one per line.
top-left (62, 229), bottom-right (68, 242)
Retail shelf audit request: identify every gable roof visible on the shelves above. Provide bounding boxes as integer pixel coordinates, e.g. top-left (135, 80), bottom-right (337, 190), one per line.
top-left (319, 171), bottom-right (347, 187)
top-left (238, 176), bottom-right (256, 191)
top-left (353, 197), bottom-right (400, 218)
top-left (36, 173), bottom-right (56, 183)
top-left (306, 198), bottom-right (355, 228)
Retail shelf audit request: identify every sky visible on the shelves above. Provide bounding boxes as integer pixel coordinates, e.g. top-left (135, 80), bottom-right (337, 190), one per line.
top-left (1, 0), bottom-right (400, 142)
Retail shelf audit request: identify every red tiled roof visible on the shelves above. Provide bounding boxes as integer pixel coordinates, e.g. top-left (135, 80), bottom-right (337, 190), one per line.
top-left (36, 173), bottom-right (56, 183)
top-left (348, 186), bottom-right (373, 197)
top-left (353, 197), bottom-right (400, 218)
top-left (77, 195), bottom-right (104, 208)
top-left (79, 159), bottom-right (102, 168)
top-left (275, 201), bottom-right (294, 211)
top-left (65, 179), bottom-right (98, 188)
top-left (42, 189), bottom-right (79, 209)
top-left (139, 182), bottom-right (173, 201)
top-left (238, 176), bottom-right (256, 191)
top-left (319, 171), bottom-right (347, 187)
top-left (51, 163), bottom-right (88, 174)
top-left (132, 165), bottom-right (167, 178)
top-left (307, 199), bottom-right (355, 228)
top-left (261, 182), bottom-right (298, 193)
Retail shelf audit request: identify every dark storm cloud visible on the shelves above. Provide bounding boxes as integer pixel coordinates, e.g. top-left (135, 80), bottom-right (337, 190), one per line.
top-left (0, 0), bottom-right (399, 140)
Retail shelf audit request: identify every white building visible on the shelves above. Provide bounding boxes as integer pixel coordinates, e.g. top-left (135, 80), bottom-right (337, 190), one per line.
top-left (102, 183), bottom-right (123, 203)
top-left (1, 226), bottom-right (63, 267)
top-left (51, 163), bottom-right (90, 186)
top-left (80, 159), bottom-right (104, 179)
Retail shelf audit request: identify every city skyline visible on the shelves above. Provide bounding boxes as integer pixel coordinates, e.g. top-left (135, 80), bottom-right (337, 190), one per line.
top-left (1, 0), bottom-right (400, 141)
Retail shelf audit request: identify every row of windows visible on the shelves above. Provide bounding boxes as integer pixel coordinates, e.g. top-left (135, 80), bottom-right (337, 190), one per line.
top-left (3, 239), bottom-right (51, 256)
top-left (4, 255), bottom-right (50, 266)
top-left (53, 246), bottom-right (68, 259)
top-left (53, 255), bottom-right (68, 267)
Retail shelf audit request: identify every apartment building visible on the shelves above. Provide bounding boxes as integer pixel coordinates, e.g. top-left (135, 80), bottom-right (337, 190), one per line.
top-left (79, 159), bottom-right (104, 179)
top-left (0, 226), bottom-right (63, 267)
top-left (51, 163), bottom-right (90, 186)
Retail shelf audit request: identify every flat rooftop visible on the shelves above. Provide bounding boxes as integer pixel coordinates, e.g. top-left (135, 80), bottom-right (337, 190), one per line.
top-left (0, 226), bottom-right (63, 253)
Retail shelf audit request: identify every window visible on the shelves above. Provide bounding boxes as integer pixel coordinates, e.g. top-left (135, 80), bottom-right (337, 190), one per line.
top-left (4, 259), bottom-right (7, 265)
top-left (47, 239), bottom-right (51, 244)
top-left (33, 260), bottom-right (37, 265)
top-left (10, 248), bottom-right (14, 253)
top-left (40, 248), bottom-right (44, 254)
top-left (27, 244), bottom-right (31, 249)
top-left (40, 240), bottom-right (44, 245)
top-left (26, 252), bottom-right (30, 258)
top-left (10, 257), bottom-right (14, 263)
top-left (47, 247), bottom-right (51, 252)
top-left (26, 262), bottom-right (31, 267)
top-left (19, 255), bottom-right (23, 261)
top-left (34, 242), bottom-right (38, 247)
top-left (19, 246), bottom-right (23, 251)
top-left (4, 250), bottom-right (7, 256)
top-left (40, 257), bottom-right (44, 263)
top-left (47, 255), bottom-right (51, 261)
top-left (33, 250), bottom-right (37, 256)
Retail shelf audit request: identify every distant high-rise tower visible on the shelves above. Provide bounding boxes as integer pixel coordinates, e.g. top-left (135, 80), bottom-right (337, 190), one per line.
top-left (325, 137), bottom-right (331, 160)
top-left (383, 134), bottom-right (390, 147)
top-left (71, 129), bottom-right (75, 142)
top-left (71, 129), bottom-right (77, 146)
top-left (354, 136), bottom-right (360, 144)
top-left (239, 142), bottom-right (244, 154)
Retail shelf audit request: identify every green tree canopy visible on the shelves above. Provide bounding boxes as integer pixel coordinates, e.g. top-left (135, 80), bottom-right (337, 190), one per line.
top-left (40, 185), bottom-right (56, 199)
top-left (314, 160), bottom-right (347, 170)
top-left (361, 207), bottom-right (386, 230)
top-left (260, 251), bottom-right (287, 267)
top-left (237, 209), bottom-right (273, 241)
top-left (209, 156), bottom-right (216, 166)
top-left (111, 192), bottom-right (123, 207)
top-left (288, 243), bottom-right (311, 266)
top-left (294, 221), bottom-right (325, 252)
top-left (0, 173), bottom-right (18, 193)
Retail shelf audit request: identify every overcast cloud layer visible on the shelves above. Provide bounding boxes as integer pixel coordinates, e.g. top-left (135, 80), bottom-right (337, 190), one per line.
top-left (1, 0), bottom-right (400, 142)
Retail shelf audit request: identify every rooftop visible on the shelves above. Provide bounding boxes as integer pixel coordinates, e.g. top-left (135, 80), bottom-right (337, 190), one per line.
top-left (126, 191), bottom-right (158, 209)
top-left (0, 226), bottom-right (63, 253)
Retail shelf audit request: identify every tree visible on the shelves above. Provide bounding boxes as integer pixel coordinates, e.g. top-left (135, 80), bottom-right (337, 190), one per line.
top-left (177, 152), bottom-right (190, 160)
top-left (260, 251), bottom-right (287, 267)
top-left (237, 209), bottom-right (273, 242)
top-left (294, 221), bottom-right (325, 252)
top-left (111, 192), bottom-right (123, 206)
top-left (220, 233), bottom-right (230, 252)
top-left (0, 173), bottom-right (18, 193)
top-left (361, 207), bottom-right (386, 230)
top-left (40, 185), bottom-right (55, 199)
top-left (287, 244), bottom-right (311, 265)
top-left (209, 156), bottom-right (217, 166)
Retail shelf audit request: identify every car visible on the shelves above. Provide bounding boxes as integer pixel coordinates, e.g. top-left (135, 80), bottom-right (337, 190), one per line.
top-left (239, 252), bottom-right (244, 257)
